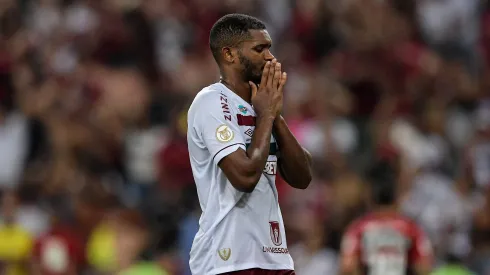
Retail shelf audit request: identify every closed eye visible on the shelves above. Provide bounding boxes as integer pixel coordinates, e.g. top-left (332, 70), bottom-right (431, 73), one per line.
top-left (254, 44), bottom-right (272, 53)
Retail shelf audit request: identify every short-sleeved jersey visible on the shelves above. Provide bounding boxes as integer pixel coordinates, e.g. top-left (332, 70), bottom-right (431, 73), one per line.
top-left (187, 83), bottom-right (294, 275)
top-left (340, 212), bottom-right (433, 275)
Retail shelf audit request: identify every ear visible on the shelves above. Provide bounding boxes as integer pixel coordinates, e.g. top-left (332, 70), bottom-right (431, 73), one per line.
top-left (222, 47), bottom-right (235, 63)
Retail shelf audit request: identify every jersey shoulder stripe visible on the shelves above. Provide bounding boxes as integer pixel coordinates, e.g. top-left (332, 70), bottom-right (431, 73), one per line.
top-left (237, 114), bottom-right (256, 126)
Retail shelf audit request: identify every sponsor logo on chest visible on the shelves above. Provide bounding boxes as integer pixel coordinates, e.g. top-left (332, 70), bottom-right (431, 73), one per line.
top-left (220, 92), bottom-right (232, 122)
top-left (269, 221), bottom-right (282, 246)
top-left (263, 161), bottom-right (277, 175)
top-left (262, 221), bottom-right (289, 254)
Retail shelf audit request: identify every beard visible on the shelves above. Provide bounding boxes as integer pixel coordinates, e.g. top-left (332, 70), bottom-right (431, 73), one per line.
top-left (238, 51), bottom-right (263, 84)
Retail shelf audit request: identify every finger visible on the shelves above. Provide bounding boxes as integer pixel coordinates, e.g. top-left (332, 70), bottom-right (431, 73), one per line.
top-left (278, 72), bottom-right (287, 93)
top-left (260, 61), bottom-right (271, 88)
top-left (272, 62), bottom-right (281, 89)
top-left (267, 59), bottom-right (277, 88)
top-left (249, 81), bottom-right (258, 99)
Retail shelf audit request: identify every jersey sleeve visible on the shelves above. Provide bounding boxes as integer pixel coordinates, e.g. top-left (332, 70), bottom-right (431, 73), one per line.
top-left (193, 92), bottom-right (246, 166)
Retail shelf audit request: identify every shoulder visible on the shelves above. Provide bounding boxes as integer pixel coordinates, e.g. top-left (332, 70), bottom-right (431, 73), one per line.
top-left (345, 214), bottom-right (371, 233)
top-left (393, 213), bottom-right (423, 232)
top-left (189, 83), bottom-right (225, 112)
top-left (188, 83), bottom-right (235, 123)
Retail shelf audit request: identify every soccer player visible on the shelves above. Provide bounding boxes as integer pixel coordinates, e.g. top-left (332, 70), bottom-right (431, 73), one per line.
top-left (186, 14), bottom-right (313, 275)
top-left (339, 161), bottom-right (433, 275)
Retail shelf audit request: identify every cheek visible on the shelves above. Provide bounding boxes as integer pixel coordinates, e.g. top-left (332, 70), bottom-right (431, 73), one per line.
top-left (252, 59), bottom-right (263, 70)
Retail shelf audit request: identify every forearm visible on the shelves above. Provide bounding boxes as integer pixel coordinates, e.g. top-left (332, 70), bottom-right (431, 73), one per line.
top-left (246, 114), bottom-right (276, 181)
top-left (273, 116), bottom-right (312, 189)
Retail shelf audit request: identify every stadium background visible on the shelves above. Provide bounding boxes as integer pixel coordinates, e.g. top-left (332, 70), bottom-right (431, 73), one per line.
top-left (0, 0), bottom-right (489, 274)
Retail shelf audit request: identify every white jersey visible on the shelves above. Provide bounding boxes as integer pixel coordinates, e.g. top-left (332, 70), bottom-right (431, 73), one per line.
top-left (187, 83), bottom-right (294, 275)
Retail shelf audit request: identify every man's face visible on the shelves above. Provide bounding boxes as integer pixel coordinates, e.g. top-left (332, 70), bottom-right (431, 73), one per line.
top-left (237, 29), bottom-right (275, 84)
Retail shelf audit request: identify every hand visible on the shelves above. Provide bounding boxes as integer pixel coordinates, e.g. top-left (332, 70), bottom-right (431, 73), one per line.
top-left (250, 59), bottom-right (287, 119)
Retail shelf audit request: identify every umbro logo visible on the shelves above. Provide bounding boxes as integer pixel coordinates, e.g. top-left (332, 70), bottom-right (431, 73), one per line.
top-left (245, 128), bottom-right (254, 137)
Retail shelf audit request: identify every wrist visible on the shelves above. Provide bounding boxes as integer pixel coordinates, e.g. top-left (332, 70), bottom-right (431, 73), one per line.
top-left (257, 112), bottom-right (276, 123)
top-left (273, 115), bottom-right (285, 126)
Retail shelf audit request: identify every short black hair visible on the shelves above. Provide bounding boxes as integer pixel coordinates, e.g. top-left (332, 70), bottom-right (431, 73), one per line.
top-left (209, 13), bottom-right (266, 65)
top-left (367, 160), bottom-right (398, 206)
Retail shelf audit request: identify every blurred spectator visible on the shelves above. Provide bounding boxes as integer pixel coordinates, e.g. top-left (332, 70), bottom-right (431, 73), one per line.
top-left (0, 108), bottom-right (29, 190)
top-left (0, 190), bottom-right (34, 275)
top-left (416, 0), bottom-right (481, 74)
top-left (289, 211), bottom-right (337, 275)
top-left (32, 218), bottom-right (85, 275)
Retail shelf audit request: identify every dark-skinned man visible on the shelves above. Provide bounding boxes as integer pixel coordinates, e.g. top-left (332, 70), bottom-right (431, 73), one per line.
top-left (186, 13), bottom-right (312, 275)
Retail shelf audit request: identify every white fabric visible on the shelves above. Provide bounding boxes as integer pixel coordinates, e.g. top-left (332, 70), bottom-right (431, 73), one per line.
top-left (187, 83), bottom-right (293, 275)
top-left (402, 172), bottom-right (473, 259)
top-left (416, 0), bottom-right (479, 44)
top-left (125, 127), bottom-right (166, 184)
top-left (470, 142), bottom-right (490, 189)
top-left (17, 206), bottom-right (50, 237)
top-left (301, 118), bottom-right (358, 158)
top-left (290, 244), bottom-right (337, 275)
top-left (390, 119), bottom-right (449, 170)
top-left (0, 112), bottom-right (29, 188)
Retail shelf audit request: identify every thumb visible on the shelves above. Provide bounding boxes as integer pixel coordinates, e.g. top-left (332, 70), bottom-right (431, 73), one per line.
top-left (249, 81), bottom-right (258, 98)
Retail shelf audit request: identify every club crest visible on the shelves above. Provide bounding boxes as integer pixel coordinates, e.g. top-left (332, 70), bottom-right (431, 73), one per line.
top-left (269, 221), bottom-right (282, 246)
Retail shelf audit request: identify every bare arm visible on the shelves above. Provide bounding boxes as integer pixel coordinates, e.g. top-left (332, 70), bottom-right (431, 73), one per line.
top-left (273, 116), bottom-right (312, 189)
top-left (219, 114), bottom-right (275, 192)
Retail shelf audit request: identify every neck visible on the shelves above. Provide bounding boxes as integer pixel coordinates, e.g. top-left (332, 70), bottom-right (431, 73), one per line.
top-left (220, 74), bottom-right (252, 103)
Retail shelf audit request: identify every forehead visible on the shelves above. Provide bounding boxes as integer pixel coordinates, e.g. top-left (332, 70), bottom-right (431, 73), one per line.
top-left (244, 29), bottom-right (272, 45)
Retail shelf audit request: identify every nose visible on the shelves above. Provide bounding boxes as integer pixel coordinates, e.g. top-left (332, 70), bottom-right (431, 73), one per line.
top-left (264, 50), bottom-right (275, 61)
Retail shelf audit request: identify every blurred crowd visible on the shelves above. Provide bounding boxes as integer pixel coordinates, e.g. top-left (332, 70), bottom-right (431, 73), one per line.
top-left (0, 0), bottom-right (490, 274)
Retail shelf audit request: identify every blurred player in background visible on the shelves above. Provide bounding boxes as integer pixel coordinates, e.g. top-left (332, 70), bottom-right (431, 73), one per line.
top-left (339, 161), bottom-right (433, 275)
top-left (186, 14), bottom-right (313, 275)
